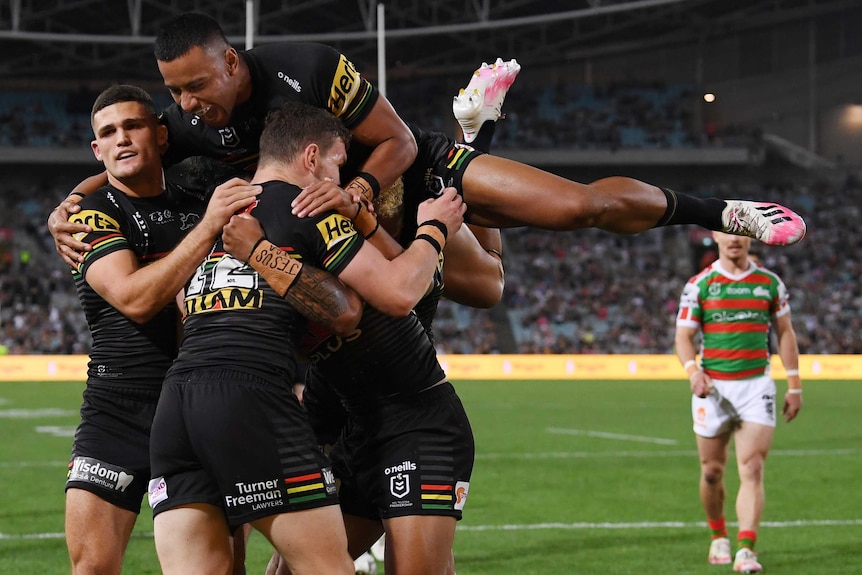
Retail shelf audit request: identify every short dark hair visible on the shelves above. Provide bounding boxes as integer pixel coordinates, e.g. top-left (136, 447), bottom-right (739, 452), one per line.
top-left (259, 102), bottom-right (351, 167)
top-left (91, 84), bottom-right (156, 124)
top-left (154, 12), bottom-right (229, 62)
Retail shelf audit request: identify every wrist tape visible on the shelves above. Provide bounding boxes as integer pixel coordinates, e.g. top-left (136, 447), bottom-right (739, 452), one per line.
top-left (248, 239), bottom-right (303, 297)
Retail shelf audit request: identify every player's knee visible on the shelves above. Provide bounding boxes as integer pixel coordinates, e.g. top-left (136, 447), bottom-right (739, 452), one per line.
top-left (739, 457), bottom-right (765, 483)
top-left (71, 554), bottom-right (123, 575)
top-left (701, 463), bottom-right (725, 485)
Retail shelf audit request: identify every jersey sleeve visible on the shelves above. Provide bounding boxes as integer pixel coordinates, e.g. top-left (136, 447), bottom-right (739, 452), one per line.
top-left (69, 191), bottom-right (132, 277)
top-left (326, 51), bottom-right (378, 127)
top-left (676, 278), bottom-right (703, 328)
top-left (771, 276), bottom-right (791, 318)
top-left (277, 42), bottom-right (379, 128)
top-left (249, 186), bottom-right (363, 276)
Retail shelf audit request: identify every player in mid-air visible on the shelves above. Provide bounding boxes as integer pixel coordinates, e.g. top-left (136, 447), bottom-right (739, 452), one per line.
top-left (48, 14), bottom-right (806, 275)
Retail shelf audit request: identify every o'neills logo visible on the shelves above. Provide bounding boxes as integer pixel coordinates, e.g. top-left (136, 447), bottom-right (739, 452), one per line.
top-left (67, 456), bottom-right (134, 492)
top-left (384, 460), bottom-right (417, 475)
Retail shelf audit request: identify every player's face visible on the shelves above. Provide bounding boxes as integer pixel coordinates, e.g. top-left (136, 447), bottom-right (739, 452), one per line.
top-left (91, 102), bottom-right (165, 181)
top-left (313, 139), bottom-right (348, 184)
top-left (158, 45), bottom-right (239, 128)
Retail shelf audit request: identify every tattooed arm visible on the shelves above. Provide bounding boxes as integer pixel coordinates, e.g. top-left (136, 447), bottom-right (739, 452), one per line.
top-left (222, 213), bottom-right (363, 336)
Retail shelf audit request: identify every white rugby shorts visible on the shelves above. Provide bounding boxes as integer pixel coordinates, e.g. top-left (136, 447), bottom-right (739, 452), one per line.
top-left (692, 373), bottom-right (777, 437)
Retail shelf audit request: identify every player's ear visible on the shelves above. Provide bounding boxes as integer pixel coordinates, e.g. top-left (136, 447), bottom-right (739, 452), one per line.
top-left (225, 47), bottom-right (239, 75)
top-left (303, 143), bottom-right (320, 173)
top-left (91, 140), bottom-right (104, 163)
top-left (156, 124), bottom-right (169, 155)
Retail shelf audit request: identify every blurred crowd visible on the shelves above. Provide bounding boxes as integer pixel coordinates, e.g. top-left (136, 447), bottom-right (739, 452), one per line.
top-left (1, 78), bottom-right (856, 356)
top-left (1, 177), bottom-right (857, 356)
top-left (2, 79), bottom-right (742, 151)
top-left (433, 179), bottom-right (862, 355)
top-left (0, 185), bottom-right (89, 355)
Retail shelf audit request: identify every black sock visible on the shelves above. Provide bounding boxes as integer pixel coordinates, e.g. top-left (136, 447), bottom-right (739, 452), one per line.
top-left (468, 120), bottom-right (497, 153)
top-left (656, 187), bottom-right (725, 231)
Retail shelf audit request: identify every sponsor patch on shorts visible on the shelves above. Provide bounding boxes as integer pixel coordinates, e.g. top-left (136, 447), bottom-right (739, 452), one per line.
top-left (454, 481), bottom-right (469, 511)
top-left (67, 456), bottom-right (135, 493)
top-left (148, 476), bottom-right (168, 508)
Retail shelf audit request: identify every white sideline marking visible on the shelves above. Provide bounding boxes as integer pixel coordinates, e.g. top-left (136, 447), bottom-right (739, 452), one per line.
top-left (457, 519), bottom-right (862, 532)
top-left (0, 408), bottom-right (77, 418)
top-left (4, 519), bottom-right (862, 540)
top-left (546, 427), bottom-right (678, 445)
top-left (35, 425), bottom-right (77, 437)
top-left (4, 448), bottom-right (856, 468)
top-left (0, 461), bottom-right (67, 468)
top-left (477, 447), bottom-right (861, 460)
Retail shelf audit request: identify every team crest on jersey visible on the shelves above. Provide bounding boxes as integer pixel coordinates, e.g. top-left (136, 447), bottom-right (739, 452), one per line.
top-left (180, 212), bottom-right (200, 230)
top-left (753, 286), bottom-right (770, 298)
top-left (219, 127), bottom-right (239, 147)
top-left (70, 210), bottom-right (120, 233)
top-left (315, 214), bottom-right (357, 249)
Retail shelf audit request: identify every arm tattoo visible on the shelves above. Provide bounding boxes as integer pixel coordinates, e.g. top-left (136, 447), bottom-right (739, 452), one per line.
top-left (285, 265), bottom-right (355, 328)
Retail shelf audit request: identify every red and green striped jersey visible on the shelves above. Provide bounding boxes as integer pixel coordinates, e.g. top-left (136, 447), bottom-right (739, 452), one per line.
top-left (677, 261), bottom-right (790, 380)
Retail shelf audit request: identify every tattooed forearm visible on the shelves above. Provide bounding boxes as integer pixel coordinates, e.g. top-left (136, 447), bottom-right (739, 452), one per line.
top-left (285, 265), bottom-right (362, 335)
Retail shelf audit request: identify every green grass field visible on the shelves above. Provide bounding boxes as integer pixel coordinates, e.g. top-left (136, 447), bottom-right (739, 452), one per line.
top-left (2, 378), bottom-right (860, 574)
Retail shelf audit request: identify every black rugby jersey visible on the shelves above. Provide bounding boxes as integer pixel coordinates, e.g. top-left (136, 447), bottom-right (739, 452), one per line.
top-left (160, 42), bottom-right (378, 173)
top-left (304, 302), bottom-right (446, 409)
top-left (170, 180), bottom-right (363, 382)
top-left (70, 185), bottom-right (205, 389)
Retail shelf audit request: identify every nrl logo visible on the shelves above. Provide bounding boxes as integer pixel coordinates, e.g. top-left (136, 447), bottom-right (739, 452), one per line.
top-left (389, 473), bottom-right (410, 499)
top-left (219, 127), bottom-right (239, 147)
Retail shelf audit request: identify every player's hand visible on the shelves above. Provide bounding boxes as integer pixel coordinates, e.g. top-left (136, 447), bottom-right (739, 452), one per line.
top-left (223, 213), bottom-right (265, 263)
top-left (782, 391), bottom-right (802, 422)
top-left (200, 178), bottom-right (261, 236)
top-left (689, 370), bottom-right (713, 398)
top-left (416, 187), bottom-right (466, 239)
top-left (292, 178), bottom-right (372, 219)
top-left (48, 196), bottom-right (90, 268)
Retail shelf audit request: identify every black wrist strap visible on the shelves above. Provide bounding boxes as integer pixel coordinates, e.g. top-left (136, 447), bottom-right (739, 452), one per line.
top-left (355, 171), bottom-right (381, 199)
top-left (415, 233), bottom-right (442, 255)
top-left (418, 219), bottom-right (448, 241)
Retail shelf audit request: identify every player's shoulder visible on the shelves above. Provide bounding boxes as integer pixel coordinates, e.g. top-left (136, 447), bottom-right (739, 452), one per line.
top-left (71, 186), bottom-right (127, 231)
top-left (76, 185), bottom-right (123, 211)
top-left (688, 264), bottom-right (716, 285)
top-left (245, 42), bottom-right (341, 75)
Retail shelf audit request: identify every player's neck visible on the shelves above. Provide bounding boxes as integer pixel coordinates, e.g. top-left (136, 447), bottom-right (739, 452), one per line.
top-left (235, 53), bottom-right (253, 106)
top-left (252, 164), bottom-right (310, 188)
top-left (107, 169), bottom-right (165, 199)
top-left (719, 255), bottom-right (750, 276)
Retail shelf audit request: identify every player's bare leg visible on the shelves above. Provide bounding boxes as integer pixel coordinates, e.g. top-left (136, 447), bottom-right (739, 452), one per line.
top-left (253, 506), bottom-right (354, 575)
top-left (734, 423), bottom-right (772, 533)
top-left (461, 156), bottom-right (667, 232)
top-left (382, 515), bottom-right (457, 575)
top-left (696, 433), bottom-right (732, 565)
top-left (460, 155), bottom-right (806, 244)
top-left (65, 489), bottom-right (137, 575)
top-left (153, 504), bottom-right (234, 575)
